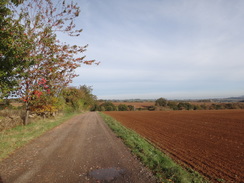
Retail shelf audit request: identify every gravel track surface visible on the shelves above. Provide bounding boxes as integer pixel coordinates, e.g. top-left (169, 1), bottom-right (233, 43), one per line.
top-left (0, 112), bottom-right (156, 183)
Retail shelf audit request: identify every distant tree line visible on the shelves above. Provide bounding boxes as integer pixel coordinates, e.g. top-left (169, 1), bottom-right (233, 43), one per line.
top-left (90, 102), bottom-right (135, 111)
top-left (154, 98), bottom-right (244, 111)
top-left (91, 98), bottom-right (244, 112)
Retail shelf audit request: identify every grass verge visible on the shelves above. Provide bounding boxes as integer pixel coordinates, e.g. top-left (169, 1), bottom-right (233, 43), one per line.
top-left (100, 112), bottom-right (208, 183)
top-left (0, 112), bottom-right (80, 161)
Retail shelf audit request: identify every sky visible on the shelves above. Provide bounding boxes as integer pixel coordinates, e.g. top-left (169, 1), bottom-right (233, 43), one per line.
top-left (59, 0), bottom-right (244, 100)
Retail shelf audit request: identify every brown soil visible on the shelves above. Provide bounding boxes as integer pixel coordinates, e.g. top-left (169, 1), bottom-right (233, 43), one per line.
top-left (0, 112), bottom-right (156, 183)
top-left (104, 110), bottom-right (244, 183)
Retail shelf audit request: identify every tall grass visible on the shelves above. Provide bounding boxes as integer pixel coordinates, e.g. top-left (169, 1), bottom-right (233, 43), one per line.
top-left (0, 108), bottom-right (25, 118)
top-left (100, 113), bottom-right (208, 183)
top-left (0, 112), bottom-right (79, 161)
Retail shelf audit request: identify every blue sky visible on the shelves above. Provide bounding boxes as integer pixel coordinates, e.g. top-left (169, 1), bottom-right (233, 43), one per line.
top-left (59, 0), bottom-right (244, 99)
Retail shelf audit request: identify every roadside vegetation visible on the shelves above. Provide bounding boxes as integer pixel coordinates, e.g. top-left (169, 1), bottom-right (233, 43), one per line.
top-left (100, 112), bottom-right (209, 183)
top-left (0, 85), bottom-right (97, 131)
top-left (0, 86), bottom-right (97, 161)
top-left (0, 0), bottom-right (99, 161)
top-left (0, 112), bottom-right (79, 161)
top-left (0, 0), bottom-right (98, 125)
top-left (0, 0), bottom-right (99, 134)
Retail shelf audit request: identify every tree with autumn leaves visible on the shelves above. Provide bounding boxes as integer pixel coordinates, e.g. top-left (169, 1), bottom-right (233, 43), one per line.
top-left (1, 0), bottom-right (97, 124)
top-left (62, 85), bottom-right (97, 112)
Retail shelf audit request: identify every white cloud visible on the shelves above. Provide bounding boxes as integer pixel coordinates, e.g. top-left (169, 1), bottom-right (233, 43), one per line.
top-left (67, 0), bottom-right (244, 99)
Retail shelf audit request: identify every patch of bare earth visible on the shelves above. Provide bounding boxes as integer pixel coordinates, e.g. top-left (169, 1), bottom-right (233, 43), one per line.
top-left (104, 110), bottom-right (244, 183)
top-left (0, 112), bottom-right (156, 183)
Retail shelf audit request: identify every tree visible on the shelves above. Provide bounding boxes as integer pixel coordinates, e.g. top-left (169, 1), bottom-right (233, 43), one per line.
top-left (79, 85), bottom-right (97, 110)
top-left (100, 102), bottom-right (117, 111)
top-left (127, 105), bottom-right (134, 111)
top-left (29, 78), bottom-right (65, 117)
top-left (118, 104), bottom-right (128, 111)
top-left (155, 97), bottom-right (167, 107)
top-left (0, 0), bottom-right (32, 98)
top-left (6, 0), bottom-right (97, 124)
top-left (167, 101), bottom-right (178, 110)
top-left (62, 87), bottom-right (85, 112)
top-left (177, 102), bottom-right (193, 110)
top-left (90, 103), bottom-right (100, 111)
top-left (62, 86), bottom-right (97, 112)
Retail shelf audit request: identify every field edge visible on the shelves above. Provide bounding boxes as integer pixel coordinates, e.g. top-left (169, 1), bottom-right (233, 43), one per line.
top-left (100, 112), bottom-right (209, 183)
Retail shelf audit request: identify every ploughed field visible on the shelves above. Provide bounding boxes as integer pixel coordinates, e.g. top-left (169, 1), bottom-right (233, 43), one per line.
top-left (104, 110), bottom-right (244, 182)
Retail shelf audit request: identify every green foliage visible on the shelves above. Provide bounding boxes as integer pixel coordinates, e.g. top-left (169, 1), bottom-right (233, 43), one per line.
top-left (62, 87), bottom-right (84, 111)
top-left (90, 103), bottom-right (100, 111)
top-left (118, 104), bottom-right (129, 111)
top-left (29, 95), bottom-right (65, 116)
top-left (155, 97), bottom-right (167, 107)
top-left (200, 104), bottom-right (207, 110)
top-left (62, 85), bottom-right (97, 112)
top-left (0, 0), bottom-right (33, 98)
top-left (209, 104), bottom-right (223, 110)
top-left (167, 101), bottom-right (178, 110)
top-left (79, 85), bottom-right (97, 110)
top-left (193, 105), bottom-right (202, 110)
top-left (97, 103), bottom-right (135, 111)
top-left (224, 103), bottom-right (234, 109)
top-left (99, 102), bottom-right (117, 111)
top-left (0, 0), bottom-right (98, 124)
top-left (0, 0), bottom-right (23, 21)
top-left (100, 106), bottom-right (105, 111)
top-left (177, 102), bottom-right (194, 110)
top-left (127, 105), bottom-right (134, 111)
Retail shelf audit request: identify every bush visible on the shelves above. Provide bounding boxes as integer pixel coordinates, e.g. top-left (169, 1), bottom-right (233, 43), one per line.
top-left (200, 104), bottom-right (207, 110)
top-left (167, 101), bottom-right (178, 110)
top-left (155, 98), bottom-right (167, 107)
top-left (118, 104), bottom-right (129, 111)
top-left (128, 105), bottom-right (135, 111)
top-left (90, 103), bottom-right (100, 111)
top-left (177, 102), bottom-right (194, 110)
top-left (224, 103), bottom-right (234, 109)
top-left (148, 106), bottom-right (156, 111)
top-left (100, 102), bottom-right (117, 111)
top-left (0, 109), bottom-right (25, 131)
top-left (62, 85), bottom-right (97, 112)
top-left (193, 105), bottom-right (202, 110)
top-left (29, 96), bottom-right (65, 117)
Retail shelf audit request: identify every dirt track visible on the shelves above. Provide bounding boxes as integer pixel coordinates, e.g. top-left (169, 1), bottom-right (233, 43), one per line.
top-left (105, 110), bottom-right (244, 183)
top-left (0, 112), bottom-right (156, 183)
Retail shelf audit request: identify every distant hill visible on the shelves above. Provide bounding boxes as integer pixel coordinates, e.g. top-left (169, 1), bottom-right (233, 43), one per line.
top-left (212, 95), bottom-right (244, 102)
top-left (100, 95), bottom-right (244, 103)
top-left (226, 95), bottom-right (244, 100)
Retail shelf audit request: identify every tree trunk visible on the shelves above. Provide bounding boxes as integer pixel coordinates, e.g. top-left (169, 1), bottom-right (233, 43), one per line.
top-left (24, 110), bottom-right (29, 125)
top-left (24, 101), bottom-right (29, 125)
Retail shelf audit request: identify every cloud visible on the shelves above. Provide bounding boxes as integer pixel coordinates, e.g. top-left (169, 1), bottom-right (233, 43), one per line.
top-left (67, 0), bottom-right (244, 99)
